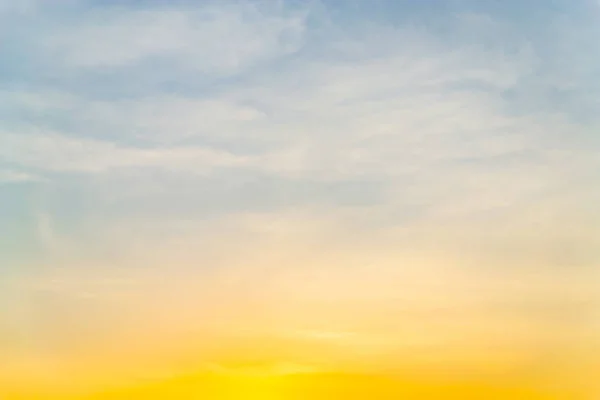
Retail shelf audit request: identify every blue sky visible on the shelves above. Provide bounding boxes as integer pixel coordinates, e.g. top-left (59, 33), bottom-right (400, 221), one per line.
top-left (1, 0), bottom-right (600, 365)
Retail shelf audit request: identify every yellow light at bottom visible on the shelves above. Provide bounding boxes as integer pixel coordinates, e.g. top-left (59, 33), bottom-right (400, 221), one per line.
top-left (3, 370), bottom-right (577, 400)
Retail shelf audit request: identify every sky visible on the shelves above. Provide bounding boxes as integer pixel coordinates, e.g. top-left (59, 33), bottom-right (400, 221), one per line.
top-left (1, 0), bottom-right (600, 398)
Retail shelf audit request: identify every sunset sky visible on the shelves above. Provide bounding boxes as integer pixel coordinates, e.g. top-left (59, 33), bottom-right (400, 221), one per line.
top-left (1, 0), bottom-right (600, 398)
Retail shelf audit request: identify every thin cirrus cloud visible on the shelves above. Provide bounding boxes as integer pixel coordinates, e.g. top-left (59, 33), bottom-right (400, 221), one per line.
top-left (42, 4), bottom-right (306, 72)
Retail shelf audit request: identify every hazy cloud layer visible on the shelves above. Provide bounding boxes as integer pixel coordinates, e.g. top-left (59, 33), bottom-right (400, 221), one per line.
top-left (1, 0), bottom-right (600, 387)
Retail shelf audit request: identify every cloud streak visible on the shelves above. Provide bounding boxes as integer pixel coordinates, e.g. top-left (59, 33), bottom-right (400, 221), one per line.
top-left (43, 2), bottom-right (307, 72)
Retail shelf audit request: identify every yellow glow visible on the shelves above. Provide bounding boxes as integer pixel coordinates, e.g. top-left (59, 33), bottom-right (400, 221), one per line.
top-left (1, 370), bottom-right (583, 400)
top-left (0, 343), bottom-right (594, 399)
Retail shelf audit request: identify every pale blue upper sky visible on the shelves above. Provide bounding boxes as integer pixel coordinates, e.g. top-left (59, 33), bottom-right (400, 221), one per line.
top-left (0, 0), bottom-right (599, 275)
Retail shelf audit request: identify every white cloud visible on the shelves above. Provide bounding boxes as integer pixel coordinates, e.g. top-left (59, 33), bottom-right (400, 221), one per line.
top-left (3, 17), bottom-right (595, 225)
top-left (0, 169), bottom-right (41, 184)
top-left (0, 0), bottom-right (597, 274)
top-left (5, 33), bottom-right (537, 170)
top-left (0, 130), bottom-right (249, 173)
top-left (44, 3), bottom-right (307, 73)
top-left (76, 95), bottom-right (268, 145)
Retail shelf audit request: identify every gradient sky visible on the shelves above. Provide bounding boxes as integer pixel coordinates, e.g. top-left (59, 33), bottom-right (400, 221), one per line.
top-left (1, 0), bottom-right (600, 398)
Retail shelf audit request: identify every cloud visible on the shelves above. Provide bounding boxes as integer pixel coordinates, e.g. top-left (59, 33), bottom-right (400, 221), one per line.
top-left (1, 1), bottom-right (597, 233)
top-left (0, 0), bottom-right (597, 251)
top-left (43, 2), bottom-right (307, 73)
top-left (2, 40), bottom-right (591, 225)
top-left (0, 169), bottom-right (41, 184)
top-left (0, 130), bottom-right (249, 173)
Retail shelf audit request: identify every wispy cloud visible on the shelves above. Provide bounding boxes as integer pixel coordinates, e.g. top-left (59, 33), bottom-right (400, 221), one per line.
top-left (0, 1), bottom-right (597, 285)
top-left (1, 0), bottom-right (597, 268)
top-left (0, 129), bottom-right (249, 173)
top-left (0, 169), bottom-right (41, 184)
top-left (43, 2), bottom-right (307, 72)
